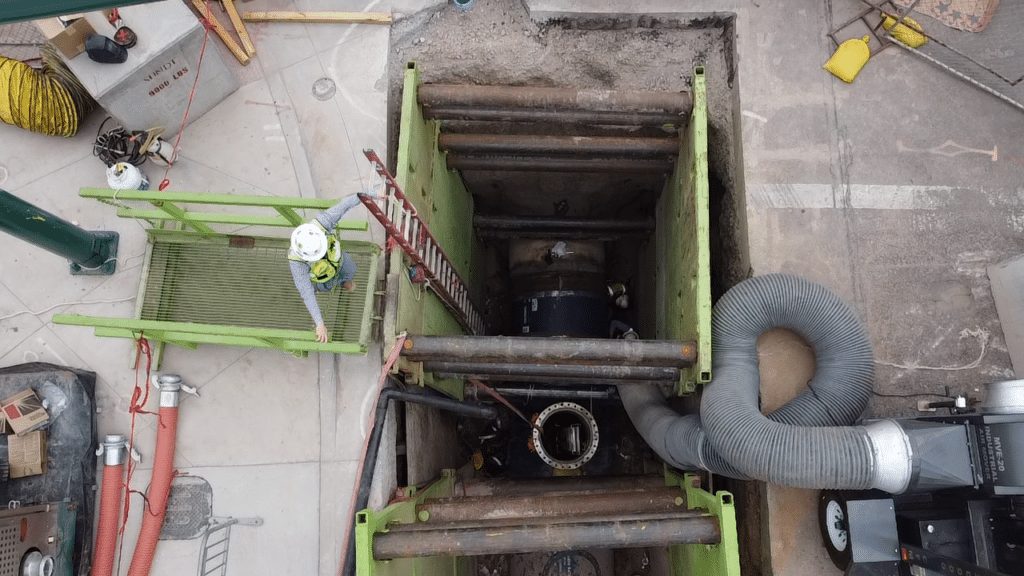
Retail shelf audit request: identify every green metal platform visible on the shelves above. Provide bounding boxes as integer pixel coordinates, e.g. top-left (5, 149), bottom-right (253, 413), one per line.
top-left (53, 190), bottom-right (380, 362)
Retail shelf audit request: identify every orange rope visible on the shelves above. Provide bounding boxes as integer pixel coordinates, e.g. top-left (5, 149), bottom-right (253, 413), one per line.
top-left (115, 333), bottom-right (152, 576)
top-left (158, 0), bottom-right (215, 191)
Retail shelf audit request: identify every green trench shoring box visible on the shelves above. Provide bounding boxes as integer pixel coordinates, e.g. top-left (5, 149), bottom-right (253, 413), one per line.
top-left (358, 64), bottom-right (735, 576)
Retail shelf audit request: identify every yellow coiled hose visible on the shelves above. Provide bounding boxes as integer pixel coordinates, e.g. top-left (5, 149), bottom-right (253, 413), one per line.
top-left (0, 45), bottom-right (93, 137)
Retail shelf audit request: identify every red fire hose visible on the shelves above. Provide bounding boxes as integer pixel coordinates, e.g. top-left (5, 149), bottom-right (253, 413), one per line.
top-left (127, 375), bottom-right (183, 576)
top-left (91, 435), bottom-right (127, 576)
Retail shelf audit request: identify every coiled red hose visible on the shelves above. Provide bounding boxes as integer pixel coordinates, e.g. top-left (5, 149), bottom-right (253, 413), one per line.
top-left (91, 461), bottom-right (125, 576)
top-left (127, 407), bottom-right (178, 576)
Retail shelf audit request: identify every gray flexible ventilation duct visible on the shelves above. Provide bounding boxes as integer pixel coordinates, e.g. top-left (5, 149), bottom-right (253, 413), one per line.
top-left (620, 274), bottom-right (919, 493)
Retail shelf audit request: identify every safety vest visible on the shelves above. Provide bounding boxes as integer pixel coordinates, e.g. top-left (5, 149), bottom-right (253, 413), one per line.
top-left (288, 222), bottom-right (343, 284)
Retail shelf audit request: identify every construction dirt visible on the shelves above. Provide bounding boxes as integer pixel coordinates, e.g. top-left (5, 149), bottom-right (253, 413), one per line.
top-left (387, 0), bottom-right (750, 293)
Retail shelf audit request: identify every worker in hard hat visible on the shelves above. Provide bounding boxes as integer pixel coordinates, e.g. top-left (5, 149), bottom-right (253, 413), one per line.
top-left (288, 194), bottom-right (363, 343)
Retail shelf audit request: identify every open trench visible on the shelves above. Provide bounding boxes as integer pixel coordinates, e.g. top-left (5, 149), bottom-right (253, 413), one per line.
top-left (377, 2), bottom-right (753, 574)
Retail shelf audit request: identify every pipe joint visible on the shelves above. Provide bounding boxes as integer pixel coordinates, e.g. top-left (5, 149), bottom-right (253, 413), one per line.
top-left (155, 374), bottom-right (183, 407)
top-left (100, 434), bottom-right (128, 467)
top-left (864, 419), bottom-right (913, 494)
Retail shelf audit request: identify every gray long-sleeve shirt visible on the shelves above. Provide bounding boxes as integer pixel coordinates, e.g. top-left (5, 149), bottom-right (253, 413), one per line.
top-left (289, 193), bottom-right (363, 327)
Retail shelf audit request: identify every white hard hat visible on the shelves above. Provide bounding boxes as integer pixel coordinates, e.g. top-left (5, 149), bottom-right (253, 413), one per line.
top-left (290, 223), bottom-right (328, 262)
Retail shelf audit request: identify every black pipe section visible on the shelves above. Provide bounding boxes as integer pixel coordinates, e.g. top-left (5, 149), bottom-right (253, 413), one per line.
top-left (342, 381), bottom-right (497, 576)
top-left (467, 385), bottom-right (618, 400)
top-left (447, 155), bottom-right (672, 174)
top-left (425, 361), bottom-right (679, 381)
top-left (418, 84), bottom-right (692, 115)
top-left (373, 515), bottom-right (719, 559)
top-left (403, 335), bottom-right (697, 367)
top-left (0, 189), bottom-right (118, 274)
top-left (438, 134), bottom-right (679, 157)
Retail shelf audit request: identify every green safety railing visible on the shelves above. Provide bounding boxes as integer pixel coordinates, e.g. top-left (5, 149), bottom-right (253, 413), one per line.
top-left (53, 189), bottom-right (380, 364)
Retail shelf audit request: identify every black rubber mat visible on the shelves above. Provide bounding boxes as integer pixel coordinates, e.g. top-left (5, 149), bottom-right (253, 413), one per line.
top-left (0, 363), bottom-right (97, 576)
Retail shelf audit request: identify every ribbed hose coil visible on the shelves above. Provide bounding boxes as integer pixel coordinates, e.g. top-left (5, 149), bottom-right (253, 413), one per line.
top-left (620, 274), bottom-right (879, 489)
top-left (0, 46), bottom-right (93, 137)
top-left (91, 462), bottom-right (125, 576)
top-left (127, 407), bottom-right (178, 576)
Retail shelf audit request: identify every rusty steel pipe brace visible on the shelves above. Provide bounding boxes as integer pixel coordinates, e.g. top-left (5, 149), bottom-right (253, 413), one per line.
top-left (402, 335), bottom-right (698, 367)
top-left (418, 84), bottom-right (692, 114)
top-left (438, 133), bottom-right (679, 156)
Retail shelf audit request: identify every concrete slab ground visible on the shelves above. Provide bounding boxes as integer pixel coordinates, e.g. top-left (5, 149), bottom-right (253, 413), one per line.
top-left (3, 0), bottom-right (1024, 575)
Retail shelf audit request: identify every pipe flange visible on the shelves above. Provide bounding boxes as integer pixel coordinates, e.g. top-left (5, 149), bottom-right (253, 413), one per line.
top-left (979, 379), bottom-right (1024, 414)
top-left (532, 402), bottom-right (599, 470)
top-left (101, 434), bottom-right (127, 466)
top-left (864, 419), bottom-right (913, 494)
top-left (156, 374), bottom-right (183, 407)
top-left (22, 551), bottom-right (55, 576)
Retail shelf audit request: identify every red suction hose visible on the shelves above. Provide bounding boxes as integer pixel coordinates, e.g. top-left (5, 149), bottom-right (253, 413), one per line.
top-left (91, 435), bottom-right (127, 576)
top-left (127, 375), bottom-right (183, 576)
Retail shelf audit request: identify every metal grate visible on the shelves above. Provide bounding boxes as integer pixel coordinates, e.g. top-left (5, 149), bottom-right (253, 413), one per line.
top-left (140, 237), bottom-right (375, 343)
top-left (866, 0), bottom-right (1024, 112)
top-left (0, 525), bottom-right (17, 576)
top-left (0, 22), bottom-right (44, 62)
top-left (162, 476), bottom-right (214, 541)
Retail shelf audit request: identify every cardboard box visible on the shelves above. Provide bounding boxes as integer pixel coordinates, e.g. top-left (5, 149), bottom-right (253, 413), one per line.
top-left (9, 431), bottom-right (47, 478)
top-left (1, 389), bottom-right (49, 436)
top-left (34, 17), bottom-right (97, 59)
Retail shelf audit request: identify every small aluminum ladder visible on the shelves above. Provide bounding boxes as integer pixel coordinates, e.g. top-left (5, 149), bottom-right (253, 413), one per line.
top-left (359, 149), bottom-right (484, 335)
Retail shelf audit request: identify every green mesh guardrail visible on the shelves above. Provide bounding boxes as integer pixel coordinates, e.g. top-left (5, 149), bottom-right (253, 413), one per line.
top-left (53, 189), bottom-right (380, 363)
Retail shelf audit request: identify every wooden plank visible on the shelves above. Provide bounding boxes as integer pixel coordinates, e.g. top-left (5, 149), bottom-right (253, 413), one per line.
top-left (192, 0), bottom-right (250, 65)
top-left (242, 11), bottom-right (392, 25)
top-left (222, 0), bottom-right (256, 56)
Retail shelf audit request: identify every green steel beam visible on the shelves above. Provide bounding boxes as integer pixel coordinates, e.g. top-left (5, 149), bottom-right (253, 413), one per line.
top-left (689, 67), bottom-right (713, 389)
top-left (53, 315), bottom-right (318, 339)
top-left (116, 209), bottom-right (296, 228)
top-left (391, 62), bottom-right (476, 394)
top-left (147, 201), bottom-right (216, 234)
top-left (664, 470), bottom-right (741, 576)
top-left (656, 67), bottom-right (712, 394)
top-left (90, 326), bottom-right (366, 355)
top-left (273, 206), bottom-right (305, 226)
top-left (81, 188), bottom-right (342, 209)
top-left (355, 471), bottom-right (459, 576)
top-left (57, 316), bottom-right (367, 352)
top-left (84, 187), bottom-right (369, 231)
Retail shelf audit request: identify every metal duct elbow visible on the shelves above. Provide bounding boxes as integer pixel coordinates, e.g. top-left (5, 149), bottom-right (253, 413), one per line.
top-left (621, 274), bottom-right (923, 493)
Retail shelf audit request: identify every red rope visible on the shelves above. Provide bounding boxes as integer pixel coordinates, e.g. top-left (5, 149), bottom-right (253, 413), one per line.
top-left (158, 0), bottom-right (214, 191)
top-left (471, 379), bottom-right (543, 434)
top-left (117, 332), bottom-right (152, 574)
